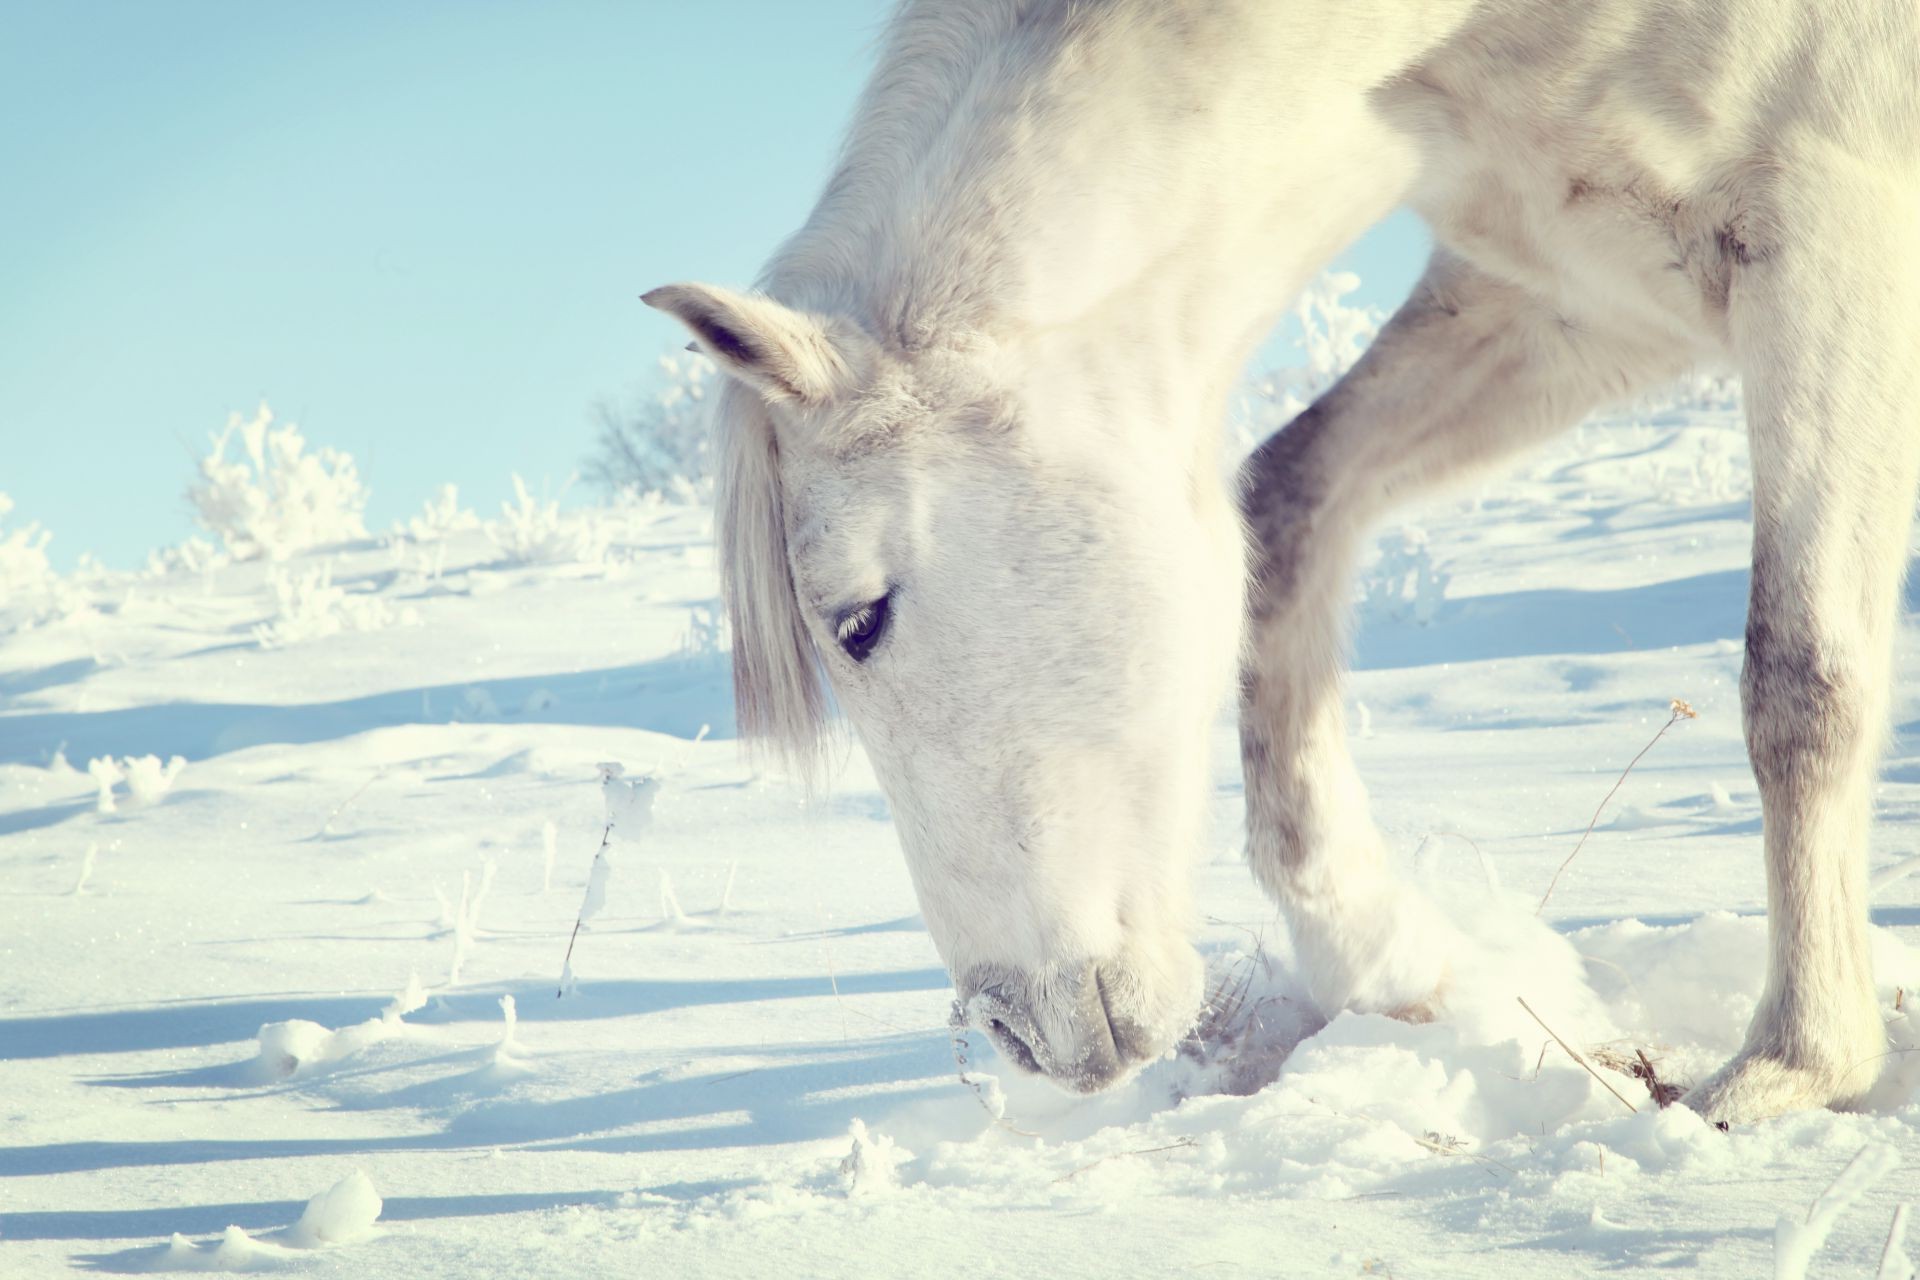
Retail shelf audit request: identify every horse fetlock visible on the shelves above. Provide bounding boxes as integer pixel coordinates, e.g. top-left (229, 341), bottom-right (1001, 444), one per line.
top-left (1685, 989), bottom-right (1888, 1124)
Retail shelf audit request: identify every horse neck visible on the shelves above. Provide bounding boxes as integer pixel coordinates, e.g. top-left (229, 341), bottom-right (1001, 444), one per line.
top-left (771, 0), bottom-right (1466, 447)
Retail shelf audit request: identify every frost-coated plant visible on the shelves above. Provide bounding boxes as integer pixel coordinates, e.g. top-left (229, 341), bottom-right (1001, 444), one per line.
top-left (145, 536), bottom-right (227, 579)
top-left (1359, 527), bottom-right (1450, 626)
top-left (253, 561), bottom-right (418, 648)
top-left (679, 600), bottom-right (729, 667)
top-left (1227, 271), bottom-right (1385, 463)
top-left (0, 493), bottom-right (54, 607)
top-left (585, 351), bottom-right (717, 498)
top-left (188, 403), bottom-right (369, 561)
top-left (398, 484), bottom-right (479, 543)
top-left (86, 754), bottom-right (186, 811)
top-left (486, 475), bottom-right (608, 566)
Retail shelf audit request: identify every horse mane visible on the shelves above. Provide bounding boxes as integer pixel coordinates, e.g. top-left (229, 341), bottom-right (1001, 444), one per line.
top-left (712, 376), bottom-right (833, 781)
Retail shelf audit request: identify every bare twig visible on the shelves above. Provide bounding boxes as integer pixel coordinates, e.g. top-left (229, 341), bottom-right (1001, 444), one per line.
top-left (1053, 1137), bottom-right (1198, 1183)
top-left (1413, 1130), bottom-right (1514, 1179)
top-left (1537, 698), bottom-right (1697, 914)
top-left (1516, 996), bottom-right (1638, 1115)
top-left (1634, 1048), bottom-right (1685, 1108)
top-left (948, 1007), bottom-right (1040, 1138)
top-left (556, 819), bottom-right (612, 997)
top-left (317, 769), bottom-right (382, 838)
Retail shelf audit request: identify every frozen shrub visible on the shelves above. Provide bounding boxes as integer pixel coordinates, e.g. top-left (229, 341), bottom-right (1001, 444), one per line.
top-left (188, 402), bottom-right (369, 561)
top-left (123, 754), bottom-right (187, 804)
top-left (584, 351), bottom-right (717, 498)
top-left (145, 536), bottom-right (227, 579)
top-left (399, 484), bottom-right (479, 543)
top-left (0, 493), bottom-right (54, 607)
top-left (85, 754), bottom-right (185, 811)
top-left (88, 757), bottom-right (125, 813)
top-left (1229, 271), bottom-right (1384, 462)
top-left (1360, 527), bottom-right (1449, 626)
top-left (254, 561), bottom-right (419, 648)
top-left (486, 475), bottom-right (608, 566)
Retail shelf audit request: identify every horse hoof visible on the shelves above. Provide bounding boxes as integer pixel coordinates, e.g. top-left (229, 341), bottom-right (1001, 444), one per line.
top-left (1684, 1046), bottom-right (1880, 1126)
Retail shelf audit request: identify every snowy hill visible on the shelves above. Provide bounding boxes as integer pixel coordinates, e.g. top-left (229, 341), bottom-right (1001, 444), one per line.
top-left (4, 389), bottom-right (1920, 1277)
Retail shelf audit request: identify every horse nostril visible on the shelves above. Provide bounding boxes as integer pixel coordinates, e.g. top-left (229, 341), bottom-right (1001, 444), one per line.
top-left (985, 1016), bottom-right (1041, 1074)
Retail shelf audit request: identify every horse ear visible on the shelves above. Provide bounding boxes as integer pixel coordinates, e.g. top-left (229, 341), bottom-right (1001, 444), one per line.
top-left (643, 283), bottom-right (861, 405)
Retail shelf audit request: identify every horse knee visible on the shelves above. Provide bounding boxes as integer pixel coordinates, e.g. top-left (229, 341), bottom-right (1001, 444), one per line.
top-left (1740, 565), bottom-right (1885, 796)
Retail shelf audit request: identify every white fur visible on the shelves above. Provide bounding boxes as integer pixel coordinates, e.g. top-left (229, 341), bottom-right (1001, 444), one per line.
top-left (648, 0), bottom-right (1920, 1114)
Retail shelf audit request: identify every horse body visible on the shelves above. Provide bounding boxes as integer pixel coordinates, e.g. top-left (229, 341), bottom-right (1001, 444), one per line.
top-left (647, 0), bottom-right (1920, 1116)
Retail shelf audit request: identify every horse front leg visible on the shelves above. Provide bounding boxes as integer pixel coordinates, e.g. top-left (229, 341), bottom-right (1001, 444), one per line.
top-left (1240, 251), bottom-right (1686, 1020)
top-left (1685, 187), bottom-right (1920, 1124)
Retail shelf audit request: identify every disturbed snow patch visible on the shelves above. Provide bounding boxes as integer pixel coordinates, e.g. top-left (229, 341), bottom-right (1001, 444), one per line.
top-left (841, 901), bottom-right (1920, 1211)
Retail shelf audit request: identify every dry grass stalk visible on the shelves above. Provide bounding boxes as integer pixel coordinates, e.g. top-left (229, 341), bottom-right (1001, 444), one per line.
top-left (1633, 1048), bottom-right (1686, 1108)
top-left (1586, 1043), bottom-right (1686, 1107)
top-left (1052, 1137), bottom-right (1199, 1183)
top-left (1414, 1130), bottom-right (1514, 1178)
top-left (1537, 698), bottom-right (1698, 914)
top-left (1517, 996), bottom-right (1638, 1115)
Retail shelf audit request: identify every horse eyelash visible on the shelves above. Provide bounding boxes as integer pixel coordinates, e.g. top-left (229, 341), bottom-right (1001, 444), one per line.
top-left (835, 606), bottom-right (875, 642)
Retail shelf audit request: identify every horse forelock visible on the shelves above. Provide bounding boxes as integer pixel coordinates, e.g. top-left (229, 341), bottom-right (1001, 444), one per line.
top-left (712, 377), bottom-right (834, 783)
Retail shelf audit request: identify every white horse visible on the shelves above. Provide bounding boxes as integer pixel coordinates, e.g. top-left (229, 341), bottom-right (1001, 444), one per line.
top-left (647, 0), bottom-right (1920, 1121)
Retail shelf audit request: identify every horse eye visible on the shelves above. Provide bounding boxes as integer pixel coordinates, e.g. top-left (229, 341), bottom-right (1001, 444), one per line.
top-left (836, 594), bottom-right (891, 663)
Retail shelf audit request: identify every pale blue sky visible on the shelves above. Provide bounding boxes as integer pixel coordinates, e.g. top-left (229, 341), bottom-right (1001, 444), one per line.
top-left (1, 2), bottom-right (1429, 570)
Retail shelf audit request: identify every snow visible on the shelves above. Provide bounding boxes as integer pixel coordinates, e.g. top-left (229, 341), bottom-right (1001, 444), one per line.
top-left (4, 389), bottom-right (1920, 1277)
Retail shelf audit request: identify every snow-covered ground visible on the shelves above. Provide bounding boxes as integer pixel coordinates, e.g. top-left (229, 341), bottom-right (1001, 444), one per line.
top-left (5, 385), bottom-right (1920, 1277)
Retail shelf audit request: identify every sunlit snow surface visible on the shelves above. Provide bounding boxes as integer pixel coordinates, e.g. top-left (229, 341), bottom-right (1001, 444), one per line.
top-left (4, 399), bottom-right (1920, 1278)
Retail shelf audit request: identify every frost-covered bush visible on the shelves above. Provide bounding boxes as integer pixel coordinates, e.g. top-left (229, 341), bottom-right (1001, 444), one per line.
top-left (585, 351), bottom-right (716, 498)
top-left (254, 561), bottom-right (419, 648)
top-left (189, 403), bottom-right (369, 561)
top-left (88, 754), bottom-right (186, 811)
top-left (145, 535), bottom-right (227, 578)
top-left (1228, 271), bottom-right (1384, 462)
top-left (0, 493), bottom-right (54, 606)
top-left (398, 484), bottom-right (479, 543)
top-left (486, 475), bottom-right (608, 566)
top-left (1359, 527), bottom-right (1450, 626)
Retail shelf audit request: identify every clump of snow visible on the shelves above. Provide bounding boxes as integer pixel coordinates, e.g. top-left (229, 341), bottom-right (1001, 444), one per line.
top-left (839, 1119), bottom-right (906, 1197)
top-left (287, 1170), bottom-right (383, 1247)
top-left (188, 403), bottom-right (369, 562)
top-left (154, 1171), bottom-right (383, 1269)
top-left (252, 975), bottom-right (427, 1080)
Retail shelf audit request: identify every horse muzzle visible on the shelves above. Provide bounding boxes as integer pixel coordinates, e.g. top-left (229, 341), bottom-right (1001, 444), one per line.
top-left (955, 961), bottom-right (1172, 1094)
